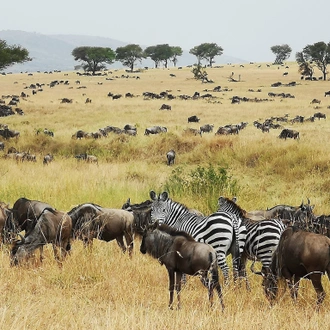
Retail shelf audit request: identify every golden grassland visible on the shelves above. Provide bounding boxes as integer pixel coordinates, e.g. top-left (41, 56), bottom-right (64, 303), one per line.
top-left (0, 62), bottom-right (330, 329)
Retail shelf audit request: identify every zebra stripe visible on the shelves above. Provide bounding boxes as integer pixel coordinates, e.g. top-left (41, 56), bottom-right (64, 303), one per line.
top-left (217, 197), bottom-right (286, 284)
top-left (150, 191), bottom-right (244, 283)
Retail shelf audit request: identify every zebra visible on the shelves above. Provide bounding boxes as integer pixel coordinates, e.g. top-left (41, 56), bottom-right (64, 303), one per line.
top-left (149, 190), bottom-right (246, 285)
top-left (217, 196), bottom-right (286, 290)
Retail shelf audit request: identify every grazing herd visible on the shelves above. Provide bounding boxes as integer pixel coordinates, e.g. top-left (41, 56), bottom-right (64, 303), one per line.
top-left (1, 192), bottom-right (330, 310)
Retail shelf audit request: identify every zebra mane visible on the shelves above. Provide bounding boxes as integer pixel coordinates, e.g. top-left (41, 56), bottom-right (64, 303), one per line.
top-left (221, 197), bottom-right (247, 218)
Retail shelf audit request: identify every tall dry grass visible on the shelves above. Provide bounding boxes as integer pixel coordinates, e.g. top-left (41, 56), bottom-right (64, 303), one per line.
top-left (1, 62), bottom-right (330, 329)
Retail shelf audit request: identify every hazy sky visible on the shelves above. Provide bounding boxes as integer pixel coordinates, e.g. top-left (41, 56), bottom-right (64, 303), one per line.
top-left (2, 0), bottom-right (330, 62)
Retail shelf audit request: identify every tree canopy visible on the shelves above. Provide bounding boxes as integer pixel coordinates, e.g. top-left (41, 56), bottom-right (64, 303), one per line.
top-left (189, 43), bottom-right (223, 67)
top-left (144, 44), bottom-right (183, 68)
top-left (296, 41), bottom-right (330, 81)
top-left (72, 46), bottom-right (115, 74)
top-left (0, 40), bottom-right (31, 71)
top-left (115, 44), bottom-right (145, 71)
top-left (270, 44), bottom-right (292, 64)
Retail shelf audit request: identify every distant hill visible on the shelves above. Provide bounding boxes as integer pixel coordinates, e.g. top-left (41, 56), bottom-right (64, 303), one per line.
top-left (0, 30), bottom-right (247, 73)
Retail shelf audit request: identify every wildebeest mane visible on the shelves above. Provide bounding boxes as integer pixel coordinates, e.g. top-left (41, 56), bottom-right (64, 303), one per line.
top-left (158, 223), bottom-right (195, 241)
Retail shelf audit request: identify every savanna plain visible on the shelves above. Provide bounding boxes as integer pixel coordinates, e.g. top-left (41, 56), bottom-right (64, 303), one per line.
top-left (1, 62), bottom-right (330, 329)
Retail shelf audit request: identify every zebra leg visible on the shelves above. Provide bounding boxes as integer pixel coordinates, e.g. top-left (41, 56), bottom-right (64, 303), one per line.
top-left (239, 253), bottom-right (250, 291)
top-left (217, 253), bottom-right (230, 285)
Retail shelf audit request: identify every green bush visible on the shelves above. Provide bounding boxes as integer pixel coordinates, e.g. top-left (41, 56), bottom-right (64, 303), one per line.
top-left (163, 164), bottom-right (240, 212)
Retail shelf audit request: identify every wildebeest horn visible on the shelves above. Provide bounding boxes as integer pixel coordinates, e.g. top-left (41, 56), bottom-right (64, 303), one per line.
top-left (250, 260), bottom-right (263, 276)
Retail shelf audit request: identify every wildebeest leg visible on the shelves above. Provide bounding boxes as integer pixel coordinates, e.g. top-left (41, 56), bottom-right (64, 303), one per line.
top-left (116, 236), bottom-right (127, 254)
top-left (310, 273), bottom-right (325, 308)
top-left (168, 269), bottom-right (175, 309)
top-left (123, 230), bottom-right (134, 257)
top-left (39, 246), bottom-right (44, 263)
top-left (288, 276), bottom-right (300, 300)
top-left (175, 272), bottom-right (182, 310)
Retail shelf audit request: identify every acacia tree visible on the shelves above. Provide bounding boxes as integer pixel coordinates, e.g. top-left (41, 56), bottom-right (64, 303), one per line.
top-left (190, 43), bottom-right (223, 67)
top-left (296, 51), bottom-right (314, 79)
top-left (0, 40), bottom-right (31, 70)
top-left (116, 44), bottom-right (145, 71)
top-left (144, 44), bottom-right (183, 68)
top-left (296, 41), bottom-right (330, 81)
top-left (144, 46), bottom-right (160, 68)
top-left (170, 46), bottom-right (183, 67)
top-left (270, 44), bottom-right (292, 64)
top-left (72, 46), bottom-right (115, 75)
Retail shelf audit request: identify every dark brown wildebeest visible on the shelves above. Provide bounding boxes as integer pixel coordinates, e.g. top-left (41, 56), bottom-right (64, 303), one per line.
top-left (325, 91), bottom-right (330, 97)
top-left (278, 128), bottom-right (299, 140)
top-left (188, 115), bottom-right (200, 123)
top-left (121, 198), bottom-right (152, 236)
top-left (310, 98), bottom-right (321, 104)
top-left (10, 208), bottom-right (72, 266)
top-left (71, 130), bottom-right (87, 139)
top-left (140, 222), bottom-right (224, 310)
top-left (313, 112), bottom-right (326, 120)
top-left (77, 208), bottom-right (135, 257)
top-left (11, 197), bottom-right (55, 236)
top-left (0, 128), bottom-right (20, 139)
top-left (68, 203), bottom-right (135, 256)
top-left (0, 142), bottom-right (4, 151)
top-left (252, 226), bottom-right (330, 309)
top-left (166, 149), bottom-right (176, 166)
top-left (159, 104), bottom-right (171, 110)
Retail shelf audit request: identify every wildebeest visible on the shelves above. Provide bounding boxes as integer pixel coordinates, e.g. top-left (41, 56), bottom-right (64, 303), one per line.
top-left (159, 104), bottom-right (171, 110)
top-left (188, 115), bottom-right (200, 123)
top-left (0, 142), bottom-right (4, 150)
top-left (0, 202), bottom-right (16, 244)
top-left (200, 124), bottom-right (214, 133)
top-left (75, 153), bottom-right (98, 164)
top-left (68, 203), bottom-right (135, 257)
top-left (11, 197), bottom-right (55, 236)
top-left (325, 91), bottom-right (330, 97)
top-left (43, 154), bottom-right (54, 165)
top-left (253, 226), bottom-right (330, 309)
top-left (166, 150), bottom-right (176, 166)
top-left (144, 126), bottom-right (167, 135)
top-left (121, 198), bottom-right (152, 236)
top-left (246, 204), bottom-right (299, 221)
top-left (0, 127), bottom-right (20, 139)
top-left (313, 112), bottom-right (326, 120)
top-left (10, 208), bottom-right (72, 266)
top-left (310, 98), bottom-right (321, 104)
top-left (278, 128), bottom-right (299, 140)
top-left (71, 130), bottom-right (87, 139)
top-left (184, 128), bottom-right (202, 136)
top-left (140, 222), bottom-right (224, 310)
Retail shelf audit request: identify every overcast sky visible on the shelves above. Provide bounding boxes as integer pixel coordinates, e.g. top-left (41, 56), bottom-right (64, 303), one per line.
top-left (1, 0), bottom-right (330, 63)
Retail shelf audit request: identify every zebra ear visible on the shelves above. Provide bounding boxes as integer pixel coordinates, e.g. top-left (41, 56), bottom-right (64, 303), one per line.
top-left (150, 191), bottom-right (157, 201)
top-left (159, 192), bottom-right (168, 201)
top-left (232, 197), bottom-right (237, 203)
top-left (218, 196), bottom-right (225, 205)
